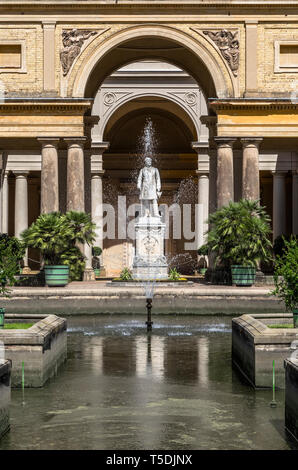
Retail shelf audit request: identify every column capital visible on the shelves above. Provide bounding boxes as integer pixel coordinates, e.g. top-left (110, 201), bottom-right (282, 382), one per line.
top-left (64, 137), bottom-right (87, 148)
top-left (37, 137), bottom-right (60, 148)
top-left (196, 170), bottom-right (209, 178)
top-left (91, 170), bottom-right (105, 176)
top-left (200, 116), bottom-right (217, 128)
top-left (272, 170), bottom-right (288, 177)
top-left (91, 141), bottom-right (110, 153)
top-left (13, 170), bottom-right (29, 177)
top-left (214, 137), bottom-right (237, 148)
top-left (240, 137), bottom-right (263, 148)
top-left (191, 142), bottom-right (209, 154)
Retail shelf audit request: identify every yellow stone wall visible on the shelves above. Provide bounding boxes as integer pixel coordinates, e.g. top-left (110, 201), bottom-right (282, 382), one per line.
top-left (0, 24), bottom-right (43, 95)
top-left (0, 17), bottom-right (297, 99)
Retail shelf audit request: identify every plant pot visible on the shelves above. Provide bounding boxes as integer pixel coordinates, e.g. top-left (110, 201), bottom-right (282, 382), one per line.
top-left (94, 268), bottom-right (101, 279)
top-left (231, 265), bottom-right (256, 287)
top-left (44, 265), bottom-right (69, 287)
top-left (199, 268), bottom-right (207, 275)
top-left (0, 307), bottom-right (5, 329)
top-left (293, 309), bottom-right (298, 328)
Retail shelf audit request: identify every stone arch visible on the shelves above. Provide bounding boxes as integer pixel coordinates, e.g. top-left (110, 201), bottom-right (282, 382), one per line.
top-left (93, 91), bottom-right (202, 142)
top-left (69, 25), bottom-right (236, 99)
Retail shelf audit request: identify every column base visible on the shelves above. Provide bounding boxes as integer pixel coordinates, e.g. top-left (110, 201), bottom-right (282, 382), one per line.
top-left (22, 266), bottom-right (32, 275)
top-left (83, 268), bottom-right (96, 282)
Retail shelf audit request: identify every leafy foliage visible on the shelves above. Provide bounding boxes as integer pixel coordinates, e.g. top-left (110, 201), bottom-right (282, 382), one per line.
top-left (92, 246), bottom-right (102, 270)
top-left (272, 237), bottom-right (298, 311)
top-left (119, 267), bottom-right (133, 281)
top-left (21, 211), bottom-right (96, 281)
top-left (200, 199), bottom-right (272, 267)
top-left (0, 234), bottom-right (25, 296)
top-left (169, 267), bottom-right (181, 281)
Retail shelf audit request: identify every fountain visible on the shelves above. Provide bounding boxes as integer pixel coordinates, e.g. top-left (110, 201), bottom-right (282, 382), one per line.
top-left (132, 119), bottom-right (168, 281)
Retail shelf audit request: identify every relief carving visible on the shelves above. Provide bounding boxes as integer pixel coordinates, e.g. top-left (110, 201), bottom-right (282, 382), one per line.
top-left (203, 29), bottom-right (239, 77)
top-left (60, 29), bottom-right (97, 76)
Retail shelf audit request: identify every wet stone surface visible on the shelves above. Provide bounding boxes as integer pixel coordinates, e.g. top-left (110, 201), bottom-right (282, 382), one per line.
top-left (0, 315), bottom-right (297, 450)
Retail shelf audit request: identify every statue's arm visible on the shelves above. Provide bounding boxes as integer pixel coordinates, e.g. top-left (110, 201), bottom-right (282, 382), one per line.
top-left (156, 168), bottom-right (161, 192)
top-left (137, 169), bottom-right (143, 190)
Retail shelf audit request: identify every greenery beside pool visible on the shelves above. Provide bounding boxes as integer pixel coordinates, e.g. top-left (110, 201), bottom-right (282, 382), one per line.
top-left (4, 323), bottom-right (33, 330)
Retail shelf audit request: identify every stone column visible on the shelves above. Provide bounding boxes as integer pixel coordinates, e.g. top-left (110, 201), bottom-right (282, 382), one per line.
top-left (90, 142), bottom-right (109, 277)
top-left (214, 137), bottom-right (236, 208)
top-left (272, 171), bottom-right (287, 240)
top-left (197, 173), bottom-right (209, 268)
top-left (38, 138), bottom-right (59, 213)
top-left (241, 137), bottom-right (262, 200)
top-left (65, 138), bottom-right (86, 212)
top-left (1, 170), bottom-right (9, 233)
top-left (200, 116), bottom-right (217, 214)
top-left (292, 170), bottom-right (298, 235)
top-left (14, 171), bottom-right (30, 272)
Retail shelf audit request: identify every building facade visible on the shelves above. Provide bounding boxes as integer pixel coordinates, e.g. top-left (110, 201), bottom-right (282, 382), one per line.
top-left (0, 1), bottom-right (297, 276)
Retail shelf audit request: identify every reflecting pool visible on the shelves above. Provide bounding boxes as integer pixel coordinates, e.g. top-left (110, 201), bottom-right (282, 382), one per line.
top-left (0, 315), bottom-right (297, 450)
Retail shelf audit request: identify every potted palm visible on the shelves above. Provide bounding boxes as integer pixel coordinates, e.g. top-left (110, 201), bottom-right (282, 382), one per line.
top-left (92, 246), bottom-right (102, 278)
top-left (197, 244), bottom-right (208, 275)
top-left (21, 211), bottom-right (96, 287)
top-left (272, 236), bottom-right (298, 327)
top-left (200, 199), bottom-right (272, 286)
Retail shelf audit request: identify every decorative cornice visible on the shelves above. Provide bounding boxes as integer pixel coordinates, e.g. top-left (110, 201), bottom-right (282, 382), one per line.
top-left (0, 99), bottom-right (93, 114)
top-left (1, 1), bottom-right (298, 10)
top-left (209, 98), bottom-right (298, 111)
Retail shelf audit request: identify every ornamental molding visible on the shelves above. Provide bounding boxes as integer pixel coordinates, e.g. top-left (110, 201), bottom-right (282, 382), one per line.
top-left (201, 29), bottom-right (239, 77)
top-left (60, 28), bottom-right (108, 76)
top-left (209, 99), bottom-right (298, 111)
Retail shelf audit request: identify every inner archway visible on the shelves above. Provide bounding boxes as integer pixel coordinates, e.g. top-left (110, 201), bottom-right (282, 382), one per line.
top-left (95, 60), bottom-right (204, 277)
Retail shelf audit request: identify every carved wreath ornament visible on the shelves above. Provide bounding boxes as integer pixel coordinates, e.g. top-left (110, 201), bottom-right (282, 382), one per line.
top-left (60, 29), bottom-right (97, 76)
top-left (203, 29), bottom-right (239, 77)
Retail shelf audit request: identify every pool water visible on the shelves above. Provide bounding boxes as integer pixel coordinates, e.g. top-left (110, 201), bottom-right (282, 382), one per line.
top-left (0, 315), bottom-right (297, 450)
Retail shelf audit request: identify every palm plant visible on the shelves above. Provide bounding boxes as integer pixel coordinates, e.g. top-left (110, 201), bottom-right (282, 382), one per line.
top-left (202, 199), bottom-right (272, 268)
top-left (21, 211), bottom-right (96, 281)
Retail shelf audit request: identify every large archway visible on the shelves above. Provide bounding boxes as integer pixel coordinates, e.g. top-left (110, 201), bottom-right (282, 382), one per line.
top-left (67, 25), bottom-right (236, 99)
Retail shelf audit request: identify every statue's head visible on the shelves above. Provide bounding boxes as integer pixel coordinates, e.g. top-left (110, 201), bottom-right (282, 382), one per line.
top-left (144, 157), bottom-right (152, 167)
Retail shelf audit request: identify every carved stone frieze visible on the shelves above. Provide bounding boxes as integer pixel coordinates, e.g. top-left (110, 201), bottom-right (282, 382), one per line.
top-left (203, 29), bottom-right (239, 77)
top-left (60, 29), bottom-right (98, 76)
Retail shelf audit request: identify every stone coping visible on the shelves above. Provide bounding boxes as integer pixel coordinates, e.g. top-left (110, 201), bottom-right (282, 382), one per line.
top-left (233, 313), bottom-right (298, 344)
top-left (7, 285), bottom-right (274, 297)
top-left (0, 314), bottom-right (67, 347)
top-left (285, 358), bottom-right (298, 371)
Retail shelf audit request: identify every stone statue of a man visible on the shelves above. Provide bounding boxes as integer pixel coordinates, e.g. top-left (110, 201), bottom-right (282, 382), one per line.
top-left (137, 157), bottom-right (161, 217)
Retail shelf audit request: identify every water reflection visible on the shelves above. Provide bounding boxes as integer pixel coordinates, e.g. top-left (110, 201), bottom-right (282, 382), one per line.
top-left (1, 315), bottom-right (297, 450)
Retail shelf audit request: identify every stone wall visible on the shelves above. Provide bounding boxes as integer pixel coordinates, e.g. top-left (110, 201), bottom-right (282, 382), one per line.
top-left (232, 314), bottom-right (297, 389)
top-left (285, 359), bottom-right (298, 443)
top-left (0, 360), bottom-right (11, 440)
top-left (0, 315), bottom-right (67, 387)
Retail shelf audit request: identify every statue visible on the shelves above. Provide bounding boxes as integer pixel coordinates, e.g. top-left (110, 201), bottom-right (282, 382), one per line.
top-left (137, 157), bottom-right (161, 218)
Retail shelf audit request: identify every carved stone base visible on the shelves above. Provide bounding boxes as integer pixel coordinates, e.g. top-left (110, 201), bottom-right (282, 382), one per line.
top-left (132, 216), bottom-right (168, 280)
top-left (83, 268), bottom-right (96, 282)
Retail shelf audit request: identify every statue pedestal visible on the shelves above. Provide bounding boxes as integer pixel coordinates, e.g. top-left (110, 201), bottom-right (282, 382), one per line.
top-left (133, 216), bottom-right (168, 280)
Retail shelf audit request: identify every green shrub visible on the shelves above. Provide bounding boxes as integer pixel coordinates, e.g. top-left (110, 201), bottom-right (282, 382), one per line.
top-left (119, 267), bottom-right (133, 281)
top-left (169, 267), bottom-right (181, 281)
top-left (272, 237), bottom-right (298, 311)
top-left (0, 234), bottom-right (25, 296)
top-left (201, 199), bottom-right (272, 267)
